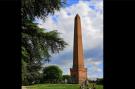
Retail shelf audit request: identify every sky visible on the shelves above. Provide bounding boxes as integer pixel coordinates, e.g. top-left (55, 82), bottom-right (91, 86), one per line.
top-left (36, 0), bottom-right (103, 80)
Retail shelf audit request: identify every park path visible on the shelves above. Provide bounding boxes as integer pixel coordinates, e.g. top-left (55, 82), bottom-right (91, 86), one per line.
top-left (22, 86), bottom-right (27, 89)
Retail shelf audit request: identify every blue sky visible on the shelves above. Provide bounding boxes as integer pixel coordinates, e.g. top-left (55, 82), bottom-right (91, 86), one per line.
top-left (37, 0), bottom-right (103, 80)
top-left (65, 0), bottom-right (78, 6)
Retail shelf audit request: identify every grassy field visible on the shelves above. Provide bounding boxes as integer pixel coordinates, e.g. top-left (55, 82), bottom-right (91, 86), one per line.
top-left (25, 84), bottom-right (103, 89)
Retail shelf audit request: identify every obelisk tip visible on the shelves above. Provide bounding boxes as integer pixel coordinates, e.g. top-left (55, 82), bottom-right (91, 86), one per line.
top-left (75, 14), bottom-right (80, 19)
top-left (76, 13), bottom-right (79, 16)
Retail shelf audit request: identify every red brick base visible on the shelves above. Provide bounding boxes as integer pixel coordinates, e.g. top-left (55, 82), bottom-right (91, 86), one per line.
top-left (70, 67), bottom-right (87, 84)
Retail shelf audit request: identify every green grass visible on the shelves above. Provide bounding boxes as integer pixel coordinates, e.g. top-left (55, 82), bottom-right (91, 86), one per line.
top-left (26, 84), bottom-right (103, 89)
top-left (89, 83), bottom-right (103, 89)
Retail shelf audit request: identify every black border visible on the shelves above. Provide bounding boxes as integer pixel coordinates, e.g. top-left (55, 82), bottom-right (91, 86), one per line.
top-left (0, 0), bottom-right (135, 89)
top-left (104, 0), bottom-right (135, 89)
top-left (0, 0), bottom-right (21, 88)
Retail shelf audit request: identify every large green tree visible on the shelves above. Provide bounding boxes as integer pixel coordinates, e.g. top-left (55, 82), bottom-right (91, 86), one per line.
top-left (22, 0), bottom-right (66, 21)
top-left (43, 65), bottom-right (63, 83)
top-left (21, 0), bottom-right (67, 85)
top-left (22, 21), bottom-right (67, 85)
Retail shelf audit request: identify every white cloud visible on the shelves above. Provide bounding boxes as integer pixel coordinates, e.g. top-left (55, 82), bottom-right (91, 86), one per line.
top-left (88, 58), bottom-right (102, 65)
top-left (84, 57), bottom-right (103, 78)
top-left (38, 0), bottom-right (103, 49)
top-left (38, 0), bottom-right (103, 78)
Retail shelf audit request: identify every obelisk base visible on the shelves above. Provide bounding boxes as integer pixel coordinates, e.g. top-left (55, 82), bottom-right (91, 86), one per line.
top-left (70, 68), bottom-right (87, 84)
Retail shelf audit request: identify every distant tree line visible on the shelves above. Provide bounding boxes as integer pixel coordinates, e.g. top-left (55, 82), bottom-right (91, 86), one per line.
top-left (96, 78), bottom-right (103, 85)
top-left (25, 65), bottom-right (71, 84)
top-left (88, 78), bottom-right (103, 85)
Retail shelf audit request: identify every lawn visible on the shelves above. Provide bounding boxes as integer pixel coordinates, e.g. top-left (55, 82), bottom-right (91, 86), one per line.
top-left (26, 84), bottom-right (103, 89)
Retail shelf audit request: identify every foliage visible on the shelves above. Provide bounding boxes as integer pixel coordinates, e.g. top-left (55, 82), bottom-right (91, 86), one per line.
top-left (22, 20), bottom-right (67, 63)
top-left (62, 75), bottom-right (71, 83)
top-left (22, 21), bottom-right (67, 85)
top-left (22, 59), bottom-right (28, 85)
top-left (22, 0), bottom-right (66, 21)
top-left (88, 79), bottom-right (96, 83)
top-left (96, 78), bottom-right (103, 85)
top-left (43, 65), bottom-right (63, 83)
top-left (21, 0), bottom-right (67, 85)
top-left (62, 75), bottom-right (71, 79)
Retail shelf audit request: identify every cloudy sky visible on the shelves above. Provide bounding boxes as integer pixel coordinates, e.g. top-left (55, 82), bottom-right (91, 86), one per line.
top-left (36, 0), bottom-right (103, 80)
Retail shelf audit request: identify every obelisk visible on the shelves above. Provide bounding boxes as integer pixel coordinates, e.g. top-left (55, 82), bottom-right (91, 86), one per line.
top-left (70, 14), bottom-right (87, 84)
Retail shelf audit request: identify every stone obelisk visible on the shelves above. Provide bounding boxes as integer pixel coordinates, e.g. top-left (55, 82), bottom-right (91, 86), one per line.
top-left (70, 14), bottom-right (87, 84)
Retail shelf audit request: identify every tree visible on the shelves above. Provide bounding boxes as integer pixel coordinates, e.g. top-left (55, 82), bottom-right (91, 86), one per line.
top-left (62, 75), bottom-right (71, 83)
top-left (22, 59), bottom-right (28, 85)
top-left (22, 0), bottom-right (66, 21)
top-left (21, 0), bottom-right (67, 85)
top-left (96, 78), bottom-right (103, 85)
top-left (22, 21), bottom-right (67, 85)
top-left (22, 20), bottom-right (67, 62)
top-left (43, 65), bottom-right (63, 83)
